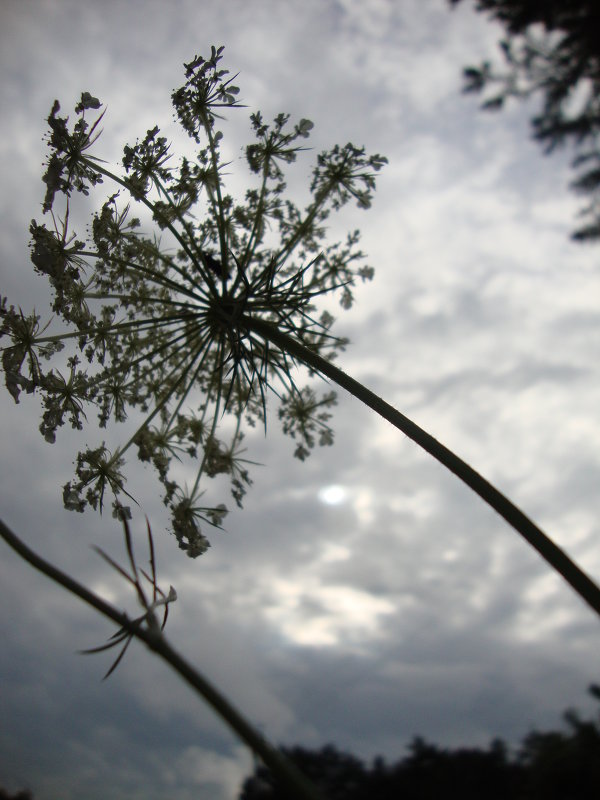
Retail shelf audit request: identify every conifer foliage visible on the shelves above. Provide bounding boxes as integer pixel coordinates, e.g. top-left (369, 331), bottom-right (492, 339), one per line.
top-left (451, 0), bottom-right (600, 240)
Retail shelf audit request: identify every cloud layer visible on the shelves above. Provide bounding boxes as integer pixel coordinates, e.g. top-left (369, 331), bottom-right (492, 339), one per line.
top-left (1, 1), bottom-right (599, 798)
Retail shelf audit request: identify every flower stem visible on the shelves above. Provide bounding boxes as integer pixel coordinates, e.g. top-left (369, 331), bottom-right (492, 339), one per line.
top-left (244, 314), bottom-right (600, 619)
top-left (80, 158), bottom-right (204, 279)
top-left (0, 519), bottom-right (328, 800)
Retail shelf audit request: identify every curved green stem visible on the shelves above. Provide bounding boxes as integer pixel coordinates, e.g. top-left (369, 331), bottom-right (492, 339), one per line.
top-left (244, 314), bottom-right (600, 620)
top-left (0, 519), bottom-right (327, 800)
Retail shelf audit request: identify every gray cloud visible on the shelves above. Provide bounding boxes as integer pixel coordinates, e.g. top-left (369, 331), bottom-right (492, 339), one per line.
top-left (2, 1), bottom-right (600, 798)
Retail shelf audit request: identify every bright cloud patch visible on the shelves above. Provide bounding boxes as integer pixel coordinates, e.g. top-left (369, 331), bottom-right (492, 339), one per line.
top-left (318, 484), bottom-right (347, 505)
top-left (263, 577), bottom-right (395, 647)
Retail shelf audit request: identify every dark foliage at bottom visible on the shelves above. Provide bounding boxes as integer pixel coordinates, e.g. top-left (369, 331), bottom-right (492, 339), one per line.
top-left (0, 790), bottom-right (33, 800)
top-left (240, 685), bottom-right (600, 799)
top-left (2, 687), bottom-right (599, 799)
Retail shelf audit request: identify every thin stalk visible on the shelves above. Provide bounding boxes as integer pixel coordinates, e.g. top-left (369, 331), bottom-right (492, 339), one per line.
top-left (80, 244), bottom-right (203, 296)
top-left (80, 158), bottom-right (205, 283)
top-left (164, 353), bottom-right (210, 432)
top-left (82, 293), bottom-right (206, 316)
top-left (244, 314), bottom-right (600, 619)
top-left (238, 164), bottom-right (270, 277)
top-left (204, 122), bottom-right (229, 276)
top-left (274, 200), bottom-right (323, 269)
top-left (82, 251), bottom-right (209, 303)
top-left (189, 338), bottom-right (227, 500)
top-left (151, 175), bottom-right (221, 297)
top-left (0, 519), bottom-right (328, 800)
top-left (31, 309), bottom-right (198, 347)
top-left (85, 321), bottom-right (201, 391)
top-left (107, 325), bottom-right (209, 465)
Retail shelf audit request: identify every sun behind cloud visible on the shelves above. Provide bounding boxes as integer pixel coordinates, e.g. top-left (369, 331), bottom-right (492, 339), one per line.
top-left (318, 484), bottom-right (348, 505)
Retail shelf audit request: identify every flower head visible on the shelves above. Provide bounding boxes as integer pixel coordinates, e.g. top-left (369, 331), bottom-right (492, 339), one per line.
top-left (1, 47), bottom-right (386, 555)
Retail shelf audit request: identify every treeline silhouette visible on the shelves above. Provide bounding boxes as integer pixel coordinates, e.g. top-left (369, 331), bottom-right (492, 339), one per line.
top-left (2, 687), bottom-right (598, 799)
top-left (239, 685), bottom-right (600, 799)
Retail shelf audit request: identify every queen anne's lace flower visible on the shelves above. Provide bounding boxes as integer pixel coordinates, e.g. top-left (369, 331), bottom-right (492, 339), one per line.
top-left (0, 46), bottom-right (386, 555)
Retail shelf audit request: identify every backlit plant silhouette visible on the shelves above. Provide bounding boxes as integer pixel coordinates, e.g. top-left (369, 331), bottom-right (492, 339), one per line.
top-left (0, 517), bottom-right (327, 800)
top-left (0, 46), bottom-right (382, 556)
top-left (1, 46), bottom-right (600, 616)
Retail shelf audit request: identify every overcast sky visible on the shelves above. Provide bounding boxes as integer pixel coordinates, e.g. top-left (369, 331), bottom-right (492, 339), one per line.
top-left (1, 1), bottom-right (600, 798)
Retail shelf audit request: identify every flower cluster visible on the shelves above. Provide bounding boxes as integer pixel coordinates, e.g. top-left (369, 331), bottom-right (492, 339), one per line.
top-left (0, 46), bottom-right (386, 556)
